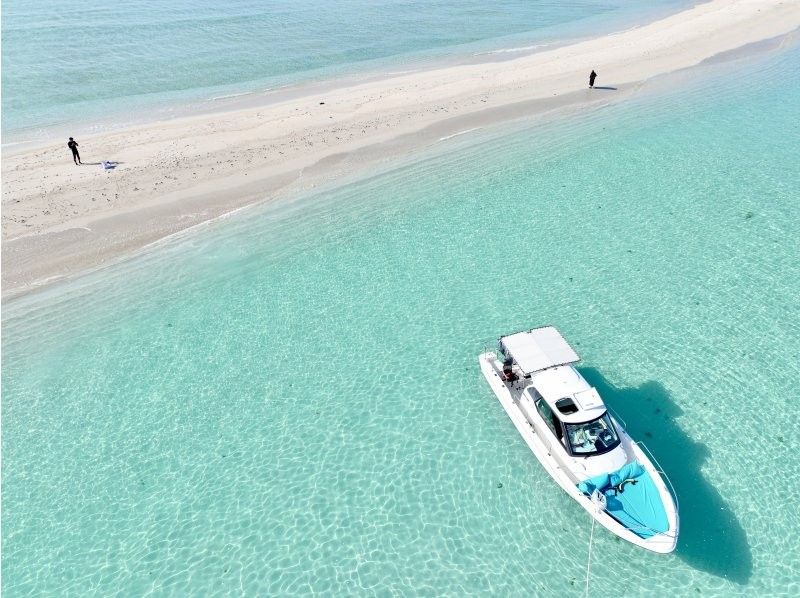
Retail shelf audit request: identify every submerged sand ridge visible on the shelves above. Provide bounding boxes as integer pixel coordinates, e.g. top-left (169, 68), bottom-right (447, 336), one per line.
top-left (3, 0), bottom-right (799, 297)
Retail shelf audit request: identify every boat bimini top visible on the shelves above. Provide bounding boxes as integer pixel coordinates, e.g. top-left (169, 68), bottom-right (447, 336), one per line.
top-left (499, 326), bottom-right (580, 375)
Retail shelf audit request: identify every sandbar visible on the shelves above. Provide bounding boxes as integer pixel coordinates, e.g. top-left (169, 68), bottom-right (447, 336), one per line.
top-left (3, 0), bottom-right (799, 297)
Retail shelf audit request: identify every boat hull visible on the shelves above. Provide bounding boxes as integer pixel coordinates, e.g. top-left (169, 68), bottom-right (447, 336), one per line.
top-left (479, 351), bottom-right (678, 553)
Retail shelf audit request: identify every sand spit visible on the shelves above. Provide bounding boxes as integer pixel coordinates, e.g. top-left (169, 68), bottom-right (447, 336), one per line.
top-left (3, 0), bottom-right (799, 297)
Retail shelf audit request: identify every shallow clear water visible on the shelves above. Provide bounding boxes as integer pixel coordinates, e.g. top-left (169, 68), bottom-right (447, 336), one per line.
top-left (1, 0), bottom-right (688, 138)
top-left (3, 43), bottom-right (800, 597)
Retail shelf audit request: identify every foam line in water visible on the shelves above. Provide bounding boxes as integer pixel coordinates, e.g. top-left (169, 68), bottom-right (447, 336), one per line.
top-left (210, 91), bottom-right (256, 101)
top-left (438, 127), bottom-right (482, 141)
top-left (473, 43), bottom-right (549, 56)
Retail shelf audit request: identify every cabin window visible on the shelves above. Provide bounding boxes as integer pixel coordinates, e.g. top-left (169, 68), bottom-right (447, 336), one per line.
top-left (555, 398), bottom-right (579, 415)
top-left (564, 412), bottom-right (620, 456)
top-left (535, 398), bottom-right (563, 441)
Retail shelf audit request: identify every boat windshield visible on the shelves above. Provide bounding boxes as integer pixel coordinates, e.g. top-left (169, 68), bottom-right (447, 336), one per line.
top-left (565, 412), bottom-right (620, 456)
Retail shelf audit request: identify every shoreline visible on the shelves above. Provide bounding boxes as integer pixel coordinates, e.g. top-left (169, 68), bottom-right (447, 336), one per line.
top-left (1, 1), bottom-right (690, 150)
top-left (3, 0), bottom-right (799, 299)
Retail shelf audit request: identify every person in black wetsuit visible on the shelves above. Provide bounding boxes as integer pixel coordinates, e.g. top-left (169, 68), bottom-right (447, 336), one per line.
top-left (589, 70), bottom-right (597, 89)
top-left (67, 137), bottom-right (81, 165)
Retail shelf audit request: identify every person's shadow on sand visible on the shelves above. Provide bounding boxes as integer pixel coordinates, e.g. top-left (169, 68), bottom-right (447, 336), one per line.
top-left (579, 368), bottom-right (753, 584)
top-left (592, 86), bottom-right (617, 90)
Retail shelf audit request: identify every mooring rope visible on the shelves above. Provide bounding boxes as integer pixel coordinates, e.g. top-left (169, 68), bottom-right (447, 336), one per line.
top-left (585, 517), bottom-right (596, 598)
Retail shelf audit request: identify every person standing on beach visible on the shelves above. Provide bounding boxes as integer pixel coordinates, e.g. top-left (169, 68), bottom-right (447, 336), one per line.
top-left (589, 70), bottom-right (597, 88)
top-left (67, 137), bottom-right (81, 165)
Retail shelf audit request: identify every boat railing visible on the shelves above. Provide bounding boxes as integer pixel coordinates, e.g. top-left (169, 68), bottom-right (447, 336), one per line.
top-left (581, 486), bottom-right (678, 539)
top-left (636, 441), bottom-right (679, 514)
top-left (606, 405), bottom-right (627, 430)
top-left (618, 521), bottom-right (678, 538)
top-left (581, 487), bottom-right (678, 540)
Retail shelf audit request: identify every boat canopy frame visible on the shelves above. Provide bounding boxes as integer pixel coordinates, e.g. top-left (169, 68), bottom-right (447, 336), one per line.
top-left (499, 325), bottom-right (580, 376)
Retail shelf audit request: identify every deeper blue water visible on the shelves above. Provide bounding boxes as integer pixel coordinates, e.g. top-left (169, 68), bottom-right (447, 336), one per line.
top-left (3, 36), bottom-right (799, 596)
top-left (1, 0), bottom-right (689, 138)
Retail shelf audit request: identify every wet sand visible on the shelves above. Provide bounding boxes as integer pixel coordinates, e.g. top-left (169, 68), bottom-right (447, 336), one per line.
top-left (3, 0), bottom-right (799, 297)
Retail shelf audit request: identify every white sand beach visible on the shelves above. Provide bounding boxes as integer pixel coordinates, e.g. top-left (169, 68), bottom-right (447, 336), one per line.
top-left (3, 0), bottom-right (799, 296)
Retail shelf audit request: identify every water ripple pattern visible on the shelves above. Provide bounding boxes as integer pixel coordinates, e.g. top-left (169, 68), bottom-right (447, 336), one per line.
top-left (3, 44), bottom-right (800, 596)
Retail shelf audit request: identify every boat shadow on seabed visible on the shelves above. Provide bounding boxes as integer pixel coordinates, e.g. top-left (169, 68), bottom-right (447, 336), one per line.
top-left (579, 368), bottom-right (753, 584)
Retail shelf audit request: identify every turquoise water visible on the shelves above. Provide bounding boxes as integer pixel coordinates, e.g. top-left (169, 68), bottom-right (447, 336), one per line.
top-left (4, 42), bottom-right (800, 597)
top-left (1, 0), bottom-right (689, 139)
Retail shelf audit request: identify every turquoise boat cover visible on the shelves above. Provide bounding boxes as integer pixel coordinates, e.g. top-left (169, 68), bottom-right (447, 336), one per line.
top-left (577, 461), bottom-right (669, 539)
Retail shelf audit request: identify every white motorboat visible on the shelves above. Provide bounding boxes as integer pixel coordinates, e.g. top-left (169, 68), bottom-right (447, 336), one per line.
top-left (479, 326), bottom-right (678, 553)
